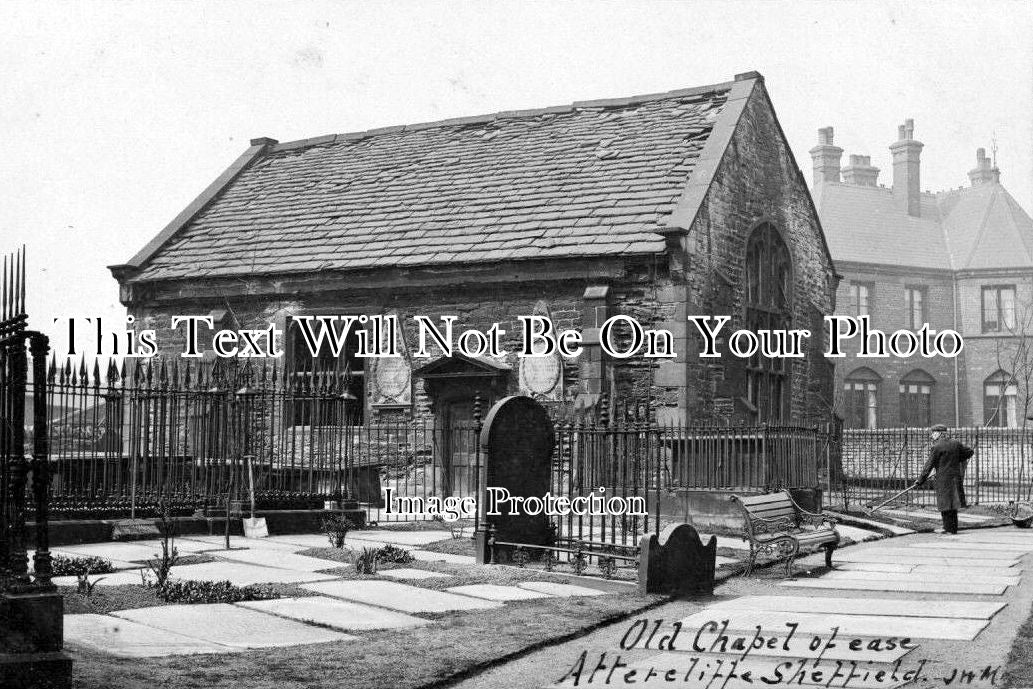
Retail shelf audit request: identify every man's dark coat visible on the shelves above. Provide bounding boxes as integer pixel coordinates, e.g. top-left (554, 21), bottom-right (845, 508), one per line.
top-left (917, 438), bottom-right (974, 511)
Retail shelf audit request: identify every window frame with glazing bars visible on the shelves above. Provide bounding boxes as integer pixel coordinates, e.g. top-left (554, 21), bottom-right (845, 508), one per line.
top-left (981, 284), bottom-right (1017, 333)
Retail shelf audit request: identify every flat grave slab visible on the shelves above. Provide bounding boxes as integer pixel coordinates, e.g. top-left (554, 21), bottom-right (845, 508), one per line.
top-left (518, 581), bottom-right (611, 597)
top-left (166, 561), bottom-right (338, 585)
top-left (114, 603), bottom-right (354, 648)
top-left (710, 595), bottom-right (1004, 620)
top-left (265, 534), bottom-right (338, 549)
top-left (183, 535), bottom-right (304, 551)
top-left (131, 538), bottom-right (219, 554)
top-left (446, 584), bottom-right (553, 601)
top-left (213, 548), bottom-right (344, 572)
top-left (838, 561), bottom-right (1013, 575)
top-left (837, 562), bottom-right (915, 573)
top-left (410, 549), bottom-right (476, 565)
top-left (885, 547), bottom-right (1019, 561)
top-left (56, 542), bottom-right (163, 562)
top-left (834, 551), bottom-right (1017, 568)
top-left (679, 609), bottom-right (989, 640)
top-left (823, 570), bottom-right (1018, 586)
top-left (64, 613), bottom-right (234, 657)
top-left (715, 556), bottom-right (739, 567)
top-left (782, 577), bottom-right (1006, 595)
top-left (302, 579), bottom-right (503, 612)
top-left (944, 534), bottom-right (1033, 545)
top-left (239, 596), bottom-right (429, 630)
top-left (349, 530), bottom-right (453, 546)
top-left (378, 568), bottom-right (449, 580)
top-left (910, 540), bottom-right (1033, 552)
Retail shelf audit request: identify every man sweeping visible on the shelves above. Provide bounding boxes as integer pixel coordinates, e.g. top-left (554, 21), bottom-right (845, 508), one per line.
top-left (911, 424), bottom-right (974, 534)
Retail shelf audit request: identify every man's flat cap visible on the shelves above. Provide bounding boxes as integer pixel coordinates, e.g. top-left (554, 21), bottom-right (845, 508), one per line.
top-left (930, 424), bottom-right (948, 432)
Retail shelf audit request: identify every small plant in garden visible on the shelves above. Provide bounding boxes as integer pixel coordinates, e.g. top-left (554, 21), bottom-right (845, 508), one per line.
top-left (322, 513), bottom-right (355, 548)
top-left (76, 573), bottom-right (105, 597)
top-left (154, 579), bottom-right (279, 604)
top-left (52, 555), bottom-right (115, 577)
top-left (354, 547), bottom-right (380, 574)
top-left (146, 500), bottom-right (179, 587)
top-left (375, 544), bottom-right (414, 565)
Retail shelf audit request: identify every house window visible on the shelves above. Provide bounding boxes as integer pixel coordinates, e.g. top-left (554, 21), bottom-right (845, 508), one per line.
top-left (287, 317), bottom-right (365, 425)
top-left (984, 370), bottom-right (1019, 428)
top-left (851, 282), bottom-right (872, 317)
top-left (905, 287), bottom-right (926, 329)
top-left (843, 367), bottom-right (880, 429)
top-left (744, 223), bottom-right (793, 422)
top-left (898, 369), bottom-right (934, 427)
top-left (982, 285), bottom-right (1016, 333)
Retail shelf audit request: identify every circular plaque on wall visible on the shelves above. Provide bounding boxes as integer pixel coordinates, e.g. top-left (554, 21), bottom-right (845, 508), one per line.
top-left (374, 356), bottom-right (411, 399)
top-left (520, 353), bottom-right (561, 395)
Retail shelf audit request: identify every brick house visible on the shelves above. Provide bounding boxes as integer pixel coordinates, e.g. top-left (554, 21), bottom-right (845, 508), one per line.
top-left (813, 121), bottom-right (1033, 428)
top-left (110, 71), bottom-right (837, 430)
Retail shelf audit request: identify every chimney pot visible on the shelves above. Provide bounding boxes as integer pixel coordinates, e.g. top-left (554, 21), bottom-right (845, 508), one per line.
top-left (969, 146), bottom-right (1000, 186)
top-left (890, 119), bottom-right (923, 216)
top-left (810, 126), bottom-right (843, 189)
top-left (842, 153), bottom-right (880, 187)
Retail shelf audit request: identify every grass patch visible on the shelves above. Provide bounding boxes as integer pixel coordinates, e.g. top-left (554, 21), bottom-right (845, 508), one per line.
top-left (1002, 600), bottom-right (1033, 687)
top-left (418, 536), bottom-right (474, 556)
top-left (69, 584), bottom-right (667, 689)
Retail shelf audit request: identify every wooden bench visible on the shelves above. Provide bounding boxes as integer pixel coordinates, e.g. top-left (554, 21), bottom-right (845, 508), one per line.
top-left (732, 490), bottom-right (840, 577)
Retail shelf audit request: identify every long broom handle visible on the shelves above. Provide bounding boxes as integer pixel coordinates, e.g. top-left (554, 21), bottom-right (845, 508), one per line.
top-left (869, 484), bottom-right (919, 512)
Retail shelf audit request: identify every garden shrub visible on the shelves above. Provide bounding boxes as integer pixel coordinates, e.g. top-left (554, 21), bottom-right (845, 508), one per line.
top-left (375, 544), bottom-right (414, 564)
top-left (154, 579), bottom-right (279, 604)
top-left (52, 555), bottom-right (115, 576)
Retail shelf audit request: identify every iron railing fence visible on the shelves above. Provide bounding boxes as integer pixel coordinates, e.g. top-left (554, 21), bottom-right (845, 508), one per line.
top-left (26, 356), bottom-right (827, 531)
top-left (830, 426), bottom-right (1033, 510)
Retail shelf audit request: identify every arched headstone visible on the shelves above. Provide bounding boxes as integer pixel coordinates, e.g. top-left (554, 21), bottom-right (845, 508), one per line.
top-left (478, 396), bottom-right (555, 560)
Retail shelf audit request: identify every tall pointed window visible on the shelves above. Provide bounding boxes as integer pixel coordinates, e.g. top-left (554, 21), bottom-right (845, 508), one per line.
top-left (744, 223), bottom-right (793, 422)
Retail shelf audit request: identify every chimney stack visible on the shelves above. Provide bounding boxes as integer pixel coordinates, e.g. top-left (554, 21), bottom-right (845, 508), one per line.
top-left (810, 127), bottom-right (843, 190)
top-left (889, 118), bottom-right (923, 216)
top-left (842, 154), bottom-right (880, 186)
top-left (968, 147), bottom-right (1000, 186)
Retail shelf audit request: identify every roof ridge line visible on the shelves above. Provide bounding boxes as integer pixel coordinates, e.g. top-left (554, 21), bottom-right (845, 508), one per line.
top-left (268, 79), bottom-right (738, 153)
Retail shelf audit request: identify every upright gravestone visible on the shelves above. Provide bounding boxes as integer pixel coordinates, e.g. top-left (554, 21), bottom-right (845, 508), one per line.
top-left (475, 396), bottom-right (555, 564)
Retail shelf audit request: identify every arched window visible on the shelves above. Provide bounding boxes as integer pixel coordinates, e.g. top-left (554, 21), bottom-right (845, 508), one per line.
top-left (984, 370), bottom-right (1019, 428)
top-left (843, 367), bottom-right (881, 429)
top-left (744, 223), bottom-right (793, 422)
top-left (899, 369), bottom-right (935, 427)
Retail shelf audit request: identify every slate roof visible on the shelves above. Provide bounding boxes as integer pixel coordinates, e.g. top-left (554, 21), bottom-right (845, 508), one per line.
top-left (128, 84), bottom-right (734, 282)
top-left (815, 181), bottom-right (1033, 271)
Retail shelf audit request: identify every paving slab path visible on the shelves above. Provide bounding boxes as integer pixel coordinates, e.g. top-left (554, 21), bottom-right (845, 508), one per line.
top-left (448, 525), bottom-right (1033, 689)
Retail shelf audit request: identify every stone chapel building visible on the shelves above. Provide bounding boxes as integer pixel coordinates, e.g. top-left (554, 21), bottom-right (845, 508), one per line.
top-left (110, 72), bottom-right (837, 428)
top-left (813, 121), bottom-right (1033, 428)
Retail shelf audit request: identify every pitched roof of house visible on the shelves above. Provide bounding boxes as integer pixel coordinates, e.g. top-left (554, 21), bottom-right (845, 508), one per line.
top-left (120, 80), bottom-right (746, 283)
top-left (815, 181), bottom-right (1033, 271)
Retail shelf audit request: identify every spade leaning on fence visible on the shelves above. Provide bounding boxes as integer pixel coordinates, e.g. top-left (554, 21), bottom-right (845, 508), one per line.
top-left (910, 424), bottom-right (974, 534)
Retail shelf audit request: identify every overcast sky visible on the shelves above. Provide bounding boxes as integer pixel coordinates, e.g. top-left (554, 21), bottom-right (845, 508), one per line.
top-left (2, 0), bottom-right (1031, 357)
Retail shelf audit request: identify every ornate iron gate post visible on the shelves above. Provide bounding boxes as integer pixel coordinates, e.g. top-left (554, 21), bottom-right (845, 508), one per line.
top-left (0, 247), bottom-right (72, 688)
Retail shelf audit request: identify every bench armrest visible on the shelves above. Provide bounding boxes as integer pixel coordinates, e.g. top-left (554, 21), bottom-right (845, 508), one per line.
top-left (784, 490), bottom-right (838, 529)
